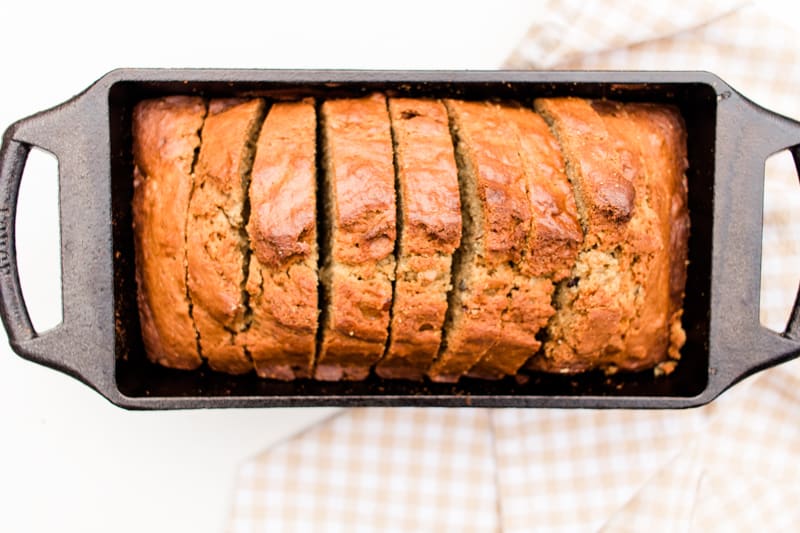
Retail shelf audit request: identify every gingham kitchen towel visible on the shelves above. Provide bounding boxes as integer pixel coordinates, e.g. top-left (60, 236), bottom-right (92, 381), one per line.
top-left (229, 408), bottom-right (498, 533)
top-left (228, 3), bottom-right (800, 531)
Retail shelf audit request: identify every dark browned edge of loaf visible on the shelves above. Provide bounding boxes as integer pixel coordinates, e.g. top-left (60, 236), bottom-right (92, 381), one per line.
top-left (132, 96), bottom-right (207, 370)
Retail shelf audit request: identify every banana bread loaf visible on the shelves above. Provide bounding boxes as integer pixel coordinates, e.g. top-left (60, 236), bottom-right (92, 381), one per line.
top-left (132, 93), bottom-right (689, 383)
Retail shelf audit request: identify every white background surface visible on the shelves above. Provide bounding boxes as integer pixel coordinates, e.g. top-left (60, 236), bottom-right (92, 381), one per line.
top-left (0, 1), bottom-right (534, 532)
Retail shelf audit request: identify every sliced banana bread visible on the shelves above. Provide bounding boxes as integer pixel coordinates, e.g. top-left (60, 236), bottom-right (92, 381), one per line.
top-left (532, 97), bottom-right (669, 373)
top-left (132, 96), bottom-right (206, 370)
top-left (245, 99), bottom-right (319, 380)
top-left (427, 100), bottom-right (530, 383)
top-left (469, 103), bottom-right (582, 379)
top-left (592, 100), bottom-right (668, 371)
top-left (315, 94), bottom-right (396, 381)
top-left (135, 93), bottom-right (689, 381)
top-left (375, 98), bottom-right (462, 381)
top-left (622, 103), bottom-right (689, 373)
top-left (187, 98), bottom-right (266, 374)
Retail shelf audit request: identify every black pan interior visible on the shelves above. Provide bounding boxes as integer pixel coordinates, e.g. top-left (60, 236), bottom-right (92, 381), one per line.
top-left (108, 79), bottom-right (716, 399)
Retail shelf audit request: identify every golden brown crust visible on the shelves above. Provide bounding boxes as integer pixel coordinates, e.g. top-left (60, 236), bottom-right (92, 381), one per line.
top-left (187, 98), bottom-right (265, 374)
top-left (535, 98), bottom-right (634, 247)
top-left (132, 96), bottom-right (205, 370)
top-left (469, 103), bottom-right (582, 379)
top-left (326, 95), bottom-right (396, 264)
top-left (530, 97), bottom-right (686, 374)
top-left (595, 101), bottom-right (667, 370)
top-left (388, 99), bottom-right (462, 255)
top-left (427, 100), bottom-right (529, 382)
top-left (245, 100), bottom-right (318, 380)
top-left (448, 100), bottom-right (530, 265)
top-left (507, 105), bottom-right (583, 280)
top-left (531, 97), bottom-right (640, 373)
top-left (377, 98), bottom-right (461, 380)
top-left (623, 103), bottom-right (689, 364)
top-left (315, 94), bottom-right (396, 381)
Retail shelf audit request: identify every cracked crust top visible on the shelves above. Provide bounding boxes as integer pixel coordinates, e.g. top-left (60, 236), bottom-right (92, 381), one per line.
top-left (427, 100), bottom-right (530, 382)
top-left (535, 97), bottom-right (634, 249)
top-left (132, 96), bottom-right (206, 370)
top-left (324, 94), bottom-right (397, 265)
top-left (187, 98), bottom-right (266, 374)
top-left (444, 100), bottom-right (531, 266)
top-left (503, 104), bottom-right (583, 280)
top-left (315, 94), bottom-right (396, 381)
top-left (245, 99), bottom-right (319, 380)
top-left (388, 98), bottom-right (462, 256)
top-left (468, 103), bottom-right (583, 379)
top-left (248, 101), bottom-right (317, 270)
top-left (376, 98), bottom-right (461, 380)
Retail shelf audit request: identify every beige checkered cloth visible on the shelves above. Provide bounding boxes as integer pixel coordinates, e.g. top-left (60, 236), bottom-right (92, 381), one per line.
top-left (228, 3), bottom-right (800, 531)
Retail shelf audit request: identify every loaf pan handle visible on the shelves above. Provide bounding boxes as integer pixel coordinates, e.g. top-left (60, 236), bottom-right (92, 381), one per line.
top-left (0, 135), bottom-right (39, 343)
top-left (704, 84), bottom-right (800, 399)
top-left (0, 83), bottom-right (114, 395)
top-left (783, 145), bottom-right (800, 341)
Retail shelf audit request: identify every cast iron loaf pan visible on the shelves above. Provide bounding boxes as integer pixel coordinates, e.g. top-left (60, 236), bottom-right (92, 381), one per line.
top-left (1, 69), bottom-right (799, 410)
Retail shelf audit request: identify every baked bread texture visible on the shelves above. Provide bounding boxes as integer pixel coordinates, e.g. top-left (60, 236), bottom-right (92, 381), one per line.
top-left (469, 103), bottom-right (582, 379)
top-left (133, 93), bottom-right (689, 382)
top-left (531, 97), bottom-right (686, 374)
top-left (315, 94), bottom-right (397, 381)
top-left (245, 99), bottom-right (319, 380)
top-left (187, 98), bottom-right (266, 374)
top-left (532, 97), bottom-right (637, 373)
top-left (427, 100), bottom-right (531, 383)
top-left (132, 96), bottom-right (206, 370)
top-left (375, 98), bottom-right (461, 381)
top-left (622, 103), bottom-right (689, 372)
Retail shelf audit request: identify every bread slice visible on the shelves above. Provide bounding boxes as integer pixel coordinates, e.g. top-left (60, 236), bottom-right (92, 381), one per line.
top-left (315, 94), bottom-right (396, 381)
top-left (132, 96), bottom-right (206, 370)
top-left (592, 101), bottom-right (669, 371)
top-left (244, 99), bottom-right (319, 380)
top-left (375, 98), bottom-right (462, 381)
top-left (620, 103), bottom-right (689, 373)
top-left (427, 100), bottom-right (531, 383)
top-left (532, 97), bottom-right (661, 373)
top-left (468, 103), bottom-right (582, 379)
top-left (187, 98), bottom-right (266, 374)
